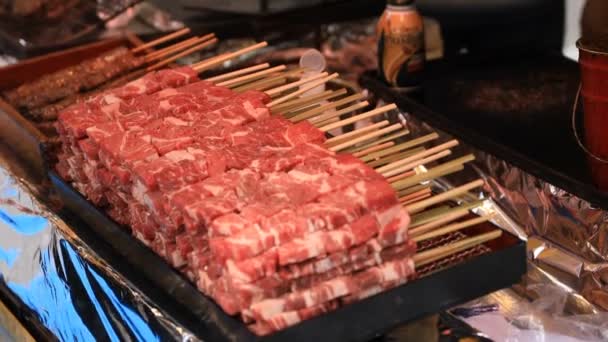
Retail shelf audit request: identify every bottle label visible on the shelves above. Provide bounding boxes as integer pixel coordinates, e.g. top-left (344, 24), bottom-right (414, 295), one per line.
top-left (378, 9), bottom-right (425, 87)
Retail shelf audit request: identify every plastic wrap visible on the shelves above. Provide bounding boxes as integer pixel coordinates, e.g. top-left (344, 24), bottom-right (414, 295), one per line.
top-left (0, 147), bottom-right (198, 341)
top-left (452, 283), bottom-right (608, 342)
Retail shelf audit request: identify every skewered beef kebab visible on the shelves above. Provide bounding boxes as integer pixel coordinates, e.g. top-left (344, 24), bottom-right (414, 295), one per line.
top-left (54, 67), bottom-right (416, 334)
top-left (3, 46), bottom-right (144, 110)
top-left (28, 68), bottom-right (148, 122)
top-left (24, 33), bottom-right (216, 121)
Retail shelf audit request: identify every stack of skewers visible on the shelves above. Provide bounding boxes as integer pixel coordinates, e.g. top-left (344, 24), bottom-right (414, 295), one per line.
top-left (42, 37), bottom-right (503, 335)
top-left (1, 28), bottom-right (218, 145)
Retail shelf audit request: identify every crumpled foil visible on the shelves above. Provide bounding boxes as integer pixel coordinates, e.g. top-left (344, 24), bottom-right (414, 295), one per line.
top-left (365, 98), bottom-right (608, 334)
top-left (0, 146), bottom-right (198, 341)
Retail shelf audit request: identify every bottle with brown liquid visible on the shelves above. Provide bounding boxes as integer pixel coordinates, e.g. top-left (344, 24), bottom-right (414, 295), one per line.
top-left (377, 0), bottom-right (425, 88)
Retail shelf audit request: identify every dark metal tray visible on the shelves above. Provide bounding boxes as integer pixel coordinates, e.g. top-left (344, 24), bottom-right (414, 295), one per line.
top-left (49, 171), bottom-right (526, 342)
top-left (360, 53), bottom-right (608, 209)
top-left (0, 1), bottom-right (141, 58)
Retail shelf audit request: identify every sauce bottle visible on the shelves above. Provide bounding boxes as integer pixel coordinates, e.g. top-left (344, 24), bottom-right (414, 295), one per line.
top-left (377, 0), bottom-right (425, 88)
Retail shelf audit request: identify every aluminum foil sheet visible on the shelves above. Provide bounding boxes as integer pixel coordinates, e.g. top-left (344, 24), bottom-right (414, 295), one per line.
top-left (362, 98), bottom-right (608, 331)
top-left (0, 145), bottom-right (198, 341)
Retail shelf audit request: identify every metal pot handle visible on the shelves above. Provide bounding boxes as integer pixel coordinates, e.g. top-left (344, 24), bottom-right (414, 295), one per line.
top-left (571, 83), bottom-right (608, 163)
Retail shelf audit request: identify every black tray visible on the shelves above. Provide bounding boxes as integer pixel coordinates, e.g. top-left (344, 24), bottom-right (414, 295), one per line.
top-left (360, 53), bottom-right (608, 210)
top-left (49, 171), bottom-right (525, 341)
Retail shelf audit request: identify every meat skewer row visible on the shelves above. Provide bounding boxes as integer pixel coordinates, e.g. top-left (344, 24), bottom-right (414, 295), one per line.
top-left (29, 35), bottom-right (281, 125)
top-left (3, 30), bottom-right (212, 111)
top-left (52, 59), bottom-right (497, 335)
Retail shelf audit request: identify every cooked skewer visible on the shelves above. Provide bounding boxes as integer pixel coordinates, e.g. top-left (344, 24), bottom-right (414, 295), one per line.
top-left (405, 180), bottom-right (485, 214)
top-left (205, 63), bottom-right (270, 83)
top-left (147, 38), bottom-right (219, 71)
top-left (132, 28), bottom-right (191, 53)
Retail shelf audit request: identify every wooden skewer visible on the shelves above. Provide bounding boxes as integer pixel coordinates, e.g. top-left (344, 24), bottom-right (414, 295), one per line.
top-left (132, 27), bottom-right (191, 53)
top-left (320, 117), bottom-right (340, 125)
top-left (145, 36), bottom-right (198, 61)
top-left (309, 101), bottom-right (369, 127)
top-left (236, 68), bottom-right (307, 92)
top-left (193, 42), bottom-right (268, 72)
top-left (377, 139), bottom-right (459, 174)
top-left (290, 93), bottom-right (365, 122)
top-left (234, 74), bottom-right (285, 92)
top-left (319, 104), bottom-right (397, 132)
top-left (401, 193), bottom-right (433, 206)
top-left (265, 72), bottom-right (329, 96)
top-left (410, 200), bottom-right (485, 233)
top-left (381, 150), bottom-right (452, 178)
top-left (412, 215), bottom-right (495, 243)
top-left (411, 205), bottom-right (452, 225)
top-left (345, 130), bottom-right (410, 154)
top-left (205, 63), bottom-right (270, 83)
top-left (267, 73), bottom-right (339, 107)
top-left (313, 102), bottom-right (370, 128)
top-left (387, 170), bottom-right (417, 183)
top-left (325, 121), bottom-right (389, 146)
top-left (392, 155), bottom-right (475, 191)
top-left (275, 90), bottom-right (343, 113)
top-left (329, 123), bottom-right (403, 152)
top-left (399, 187), bottom-right (432, 203)
top-left (361, 133), bottom-right (439, 162)
top-left (147, 38), bottom-right (218, 72)
top-left (369, 147), bottom-right (425, 168)
top-left (413, 230), bottom-right (502, 267)
top-left (399, 186), bottom-right (431, 202)
top-left (251, 78), bottom-right (287, 92)
top-left (217, 65), bottom-right (287, 87)
top-left (145, 34), bottom-right (215, 61)
top-left (405, 180), bottom-right (485, 214)
top-left (353, 141), bottom-right (395, 158)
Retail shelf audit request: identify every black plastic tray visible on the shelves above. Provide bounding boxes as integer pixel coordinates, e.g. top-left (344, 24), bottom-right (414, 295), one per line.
top-left (360, 53), bottom-right (608, 210)
top-left (49, 171), bottom-right (525, 341)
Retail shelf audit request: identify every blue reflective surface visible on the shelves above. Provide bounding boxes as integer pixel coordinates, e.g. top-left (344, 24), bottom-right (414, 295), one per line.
top-left (0, 166), bottom-right (194, 341)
